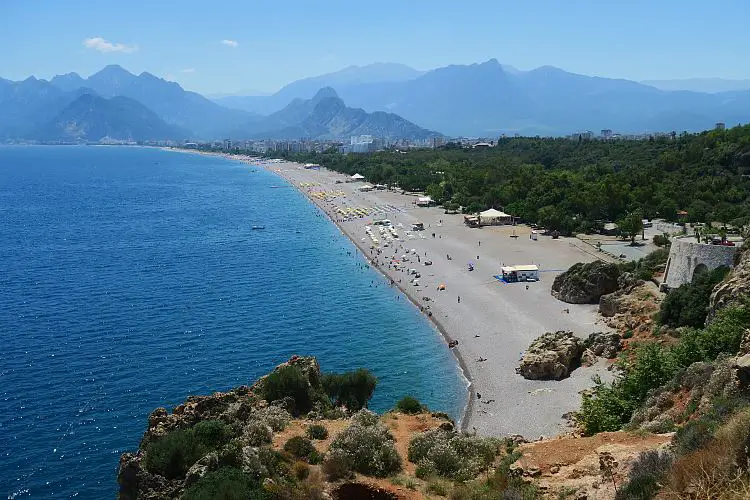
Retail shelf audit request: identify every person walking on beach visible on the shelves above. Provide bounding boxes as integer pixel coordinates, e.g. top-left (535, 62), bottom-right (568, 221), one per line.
top-left (457, 295), bottom-right (461, 303)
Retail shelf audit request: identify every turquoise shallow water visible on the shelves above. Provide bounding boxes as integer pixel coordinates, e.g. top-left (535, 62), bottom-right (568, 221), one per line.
top-left (0, 146), bottom-right (466, 499)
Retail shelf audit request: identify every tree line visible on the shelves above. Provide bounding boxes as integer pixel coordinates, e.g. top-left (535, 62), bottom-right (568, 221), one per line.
top-left (270, 125), bottom-right (750, 235)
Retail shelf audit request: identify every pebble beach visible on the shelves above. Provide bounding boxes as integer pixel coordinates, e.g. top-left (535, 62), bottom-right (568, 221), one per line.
top-left (193, 152), bottom-right (614, 438)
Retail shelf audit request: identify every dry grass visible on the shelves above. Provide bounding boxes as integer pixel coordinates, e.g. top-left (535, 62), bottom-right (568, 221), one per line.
top-left (662, 408), bottom-right (750, 498)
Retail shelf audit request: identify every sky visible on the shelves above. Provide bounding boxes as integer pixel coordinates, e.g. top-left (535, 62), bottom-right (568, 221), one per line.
top-left (2, 0), bottom-right (750, 95)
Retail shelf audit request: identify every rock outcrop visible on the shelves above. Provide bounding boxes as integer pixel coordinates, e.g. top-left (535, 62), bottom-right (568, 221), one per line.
top-left (517, 331), bottom-right (585, 380)
top-left (552, 261), bottom-right (621, 304)
top-left (118, 355), bottom-right (323, 499)
top-left (600, 281), bottom-right (662, 337)
top-left (583, 331), bottom-right (622, 359)
top-left (707, 240), bottom-right (750, 323)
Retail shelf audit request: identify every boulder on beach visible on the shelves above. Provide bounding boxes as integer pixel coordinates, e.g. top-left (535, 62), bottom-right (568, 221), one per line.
top-left (516, 331), bottom-right (585, 380)
top-left (551, 261), bottom-right (621, 304)
top-left (583, 331), bottom-right (622, 359)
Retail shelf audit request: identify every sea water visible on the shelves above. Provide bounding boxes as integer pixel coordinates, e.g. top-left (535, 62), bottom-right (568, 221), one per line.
top-left (0, 146), bottom-right (466, 498)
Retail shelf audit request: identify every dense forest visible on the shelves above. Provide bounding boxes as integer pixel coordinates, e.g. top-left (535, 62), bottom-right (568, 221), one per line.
top-left (277, 125), bottom-right (750, 234)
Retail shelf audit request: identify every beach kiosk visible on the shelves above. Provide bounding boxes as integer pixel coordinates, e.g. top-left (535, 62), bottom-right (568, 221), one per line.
top-left (501, 265), bottom-right (540, 282)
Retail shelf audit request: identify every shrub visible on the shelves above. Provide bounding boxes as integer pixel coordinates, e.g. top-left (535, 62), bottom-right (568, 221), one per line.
top-left (144, 420), bottom-right (234, 479)
top-left (254, 405), bottom-right (291, 432)
top-left (244, 421), bottom-right (273, 446)
top-left (322, 448), bottom-right (354, 481)
top-left (322, 368), bottom-right (378, 411)
top-left (306, 423), bottom-right (329, 440)
top-left (260, 365), bottom-right (323, 415)
top-left (632, 248), bottom-right (670, 280)
top-left (409, 429), bottom-right (500, 481)
top-left (182, 467), bottom-right (269, 500)
top-left (292, 460), bottom-right (310, 480)
top-left (328, 409), bottom-right (402, 477)
top-left (653, 234), bottom-right (670, 247)
top-left (425, 478), bottom-right (450, 496)
top-left (615, 450), bottom-right (672, 500)
top-left (396, 396), bottom-right (425, 414)
top-left (659, 266), bottom-right (729, 328)
top-left (218, 440), bottom-right (244, 468)
top-left (283, 436), bottom-right (320, 463)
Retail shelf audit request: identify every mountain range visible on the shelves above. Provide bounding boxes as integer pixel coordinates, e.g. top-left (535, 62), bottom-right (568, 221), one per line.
top-left (3, 61), bottom-right (750, 141)
top-left (215, 60), bottom-right (750, 136)
top-left (0, 65), bottom-right (433, 142)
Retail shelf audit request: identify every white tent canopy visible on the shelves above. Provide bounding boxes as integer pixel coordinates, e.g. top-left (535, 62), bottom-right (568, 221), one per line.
top-left (479, 208), bottom-right (510, 218)
top-left (350, 173), bottom-right (365, 180)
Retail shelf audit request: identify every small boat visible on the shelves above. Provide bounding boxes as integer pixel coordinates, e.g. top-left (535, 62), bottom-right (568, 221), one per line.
top-left (251, 225), bottom-right (265, 230)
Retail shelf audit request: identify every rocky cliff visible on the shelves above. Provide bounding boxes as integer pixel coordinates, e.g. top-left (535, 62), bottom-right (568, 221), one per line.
top-left (707, 240), bottom-right (750, 323)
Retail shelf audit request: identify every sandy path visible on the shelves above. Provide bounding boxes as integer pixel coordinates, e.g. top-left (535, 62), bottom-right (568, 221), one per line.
top-left (174, 151), bottom-right (613, 439)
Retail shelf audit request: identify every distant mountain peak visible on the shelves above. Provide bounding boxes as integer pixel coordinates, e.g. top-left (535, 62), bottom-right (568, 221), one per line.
top-left (312, 87), bottom-right (339, 100)
top-left (100, 64), bottom-right (129, 73)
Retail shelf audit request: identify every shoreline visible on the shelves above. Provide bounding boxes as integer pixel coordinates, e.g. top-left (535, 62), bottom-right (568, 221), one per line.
top-left (267, 162), bottom-right (475, 431)
top-left (164, 148), bottom-right (613, 439)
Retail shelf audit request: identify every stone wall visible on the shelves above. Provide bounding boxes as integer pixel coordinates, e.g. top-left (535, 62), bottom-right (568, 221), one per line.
top-left (663, 237), bottom-right (737, 289)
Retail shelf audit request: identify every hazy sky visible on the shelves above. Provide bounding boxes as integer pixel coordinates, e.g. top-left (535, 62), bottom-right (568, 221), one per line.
top-left (2, 0), bottom-right (749, 94)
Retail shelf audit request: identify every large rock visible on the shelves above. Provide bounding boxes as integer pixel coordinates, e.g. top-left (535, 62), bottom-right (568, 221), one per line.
top-left (552, 261), bottom-right (621, 304)
top-left (598, 292), bottom-right (620, 317)
top-left (707, 240), bottom-right (750, 323)
top-left (517, 331), bottom-right (585, 380)
top-left (583, 331), bottom-right (622, 359)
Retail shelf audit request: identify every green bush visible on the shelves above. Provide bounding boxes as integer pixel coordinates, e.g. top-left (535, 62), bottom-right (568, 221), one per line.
top-left (653, 234), bottom-right (670, 247)
top-left (283, 436), bottom-right (320, 463)
top-left (243, 421), bottom-right (273, 446)
top-left (322, 448), bottom-right (354, 481)
top-left (634, 248), bottom-right (669, 280)
top-left (321, 368), bottom-right (378, 411)
top-left (396, 396), bottom-right (424, 415)
top-left (193, 420), bottom-right (234, 447)
top-left (253, 406), bottom-right (291, 432)
top-left (144, 420), bottom-right (234, 479)
top-left (328, 409), bottom-right (402, 477)
top-left (182, 467), bottom-right (269, 500)
top-left (409, 429), bottom-right (500, 481)
top-left (306, 423), bottom-right (329, 440)
top-left (260, 365), bottom-right (322, 415)
top-left (659, 266), bottom-right (729, 328)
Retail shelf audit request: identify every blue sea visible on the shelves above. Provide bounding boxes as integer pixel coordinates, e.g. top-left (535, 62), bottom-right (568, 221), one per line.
top-left (0, 146), bottom-right (466, 498)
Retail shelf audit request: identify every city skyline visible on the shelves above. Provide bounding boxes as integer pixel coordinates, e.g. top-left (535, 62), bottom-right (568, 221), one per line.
top-left (2, 0), bottom-right (750, 95)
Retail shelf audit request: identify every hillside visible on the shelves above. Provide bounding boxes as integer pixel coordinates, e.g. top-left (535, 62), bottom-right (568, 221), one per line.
top-left (33, 93), bottom-right (188, 141)
top-left (118, 355), bottom-right (680, 500)
top-left (0, 77), bottom-right (94, 139)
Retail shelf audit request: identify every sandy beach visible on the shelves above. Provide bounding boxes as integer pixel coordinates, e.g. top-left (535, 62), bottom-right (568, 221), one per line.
top-left (180, 151), bottom-right (613, 438)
